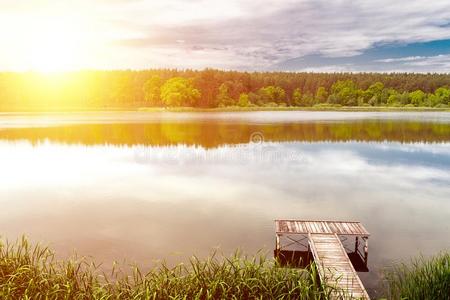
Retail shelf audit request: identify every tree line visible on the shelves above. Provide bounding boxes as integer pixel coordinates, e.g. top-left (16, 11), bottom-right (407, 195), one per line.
top-left (0, 69), bottom-right (450, 110)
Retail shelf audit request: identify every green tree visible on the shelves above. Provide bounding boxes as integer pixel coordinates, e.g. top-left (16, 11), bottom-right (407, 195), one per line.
top-left (327, 94), bottom-right (339, 104)
top-left (434, 87), bottom-right (450, 105)
top-left (217, 83), bottom-right (234, 106)
top-left (387, 90), bottom-right (410, 106)
top-left (409, 90), bottom-right (426, 107)
top-left (330, 80), bottom-right (360, 106)
top-left (364, 82), bottom-right (384, 106)
top-left (302, 92), bottom-right (314, 106)
top-left (425, 94), bottom-right (439, 107)
top-left (315, 87), bottom-right (328, 103)
top-left (387, 91), bottom-right (401, 106)
top-left (237, 93), bottom-right (250, 107)
top-left (143, 75), bottom-right (162, 106)
top-left (4, 69), bottom-right (450, 110)
top-left (160, 77), bottom-right (201, 107)
top-left (399, 92), bottom-right (411, 105)
top-left (257, 86), bottom-right (286, 105)
top-left (292, 88), bottom-right (302, 106)
top-left (379, 88), bottom-right (391, 106)
top-left (248, 92), bottom-right (260, 104)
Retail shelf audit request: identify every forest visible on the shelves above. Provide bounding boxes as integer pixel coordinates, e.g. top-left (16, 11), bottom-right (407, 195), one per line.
top-left (1, 69), bottom-right (450, 110)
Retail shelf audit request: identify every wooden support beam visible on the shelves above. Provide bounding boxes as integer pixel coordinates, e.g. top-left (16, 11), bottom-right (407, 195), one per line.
top-left (275, 234), bottom-right (280, 258)
top-left (363, 237), bottom-right (369, 266)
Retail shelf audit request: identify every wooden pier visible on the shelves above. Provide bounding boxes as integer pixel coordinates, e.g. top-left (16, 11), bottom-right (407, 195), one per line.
top-left (275, 220), bottom-right (370, 299)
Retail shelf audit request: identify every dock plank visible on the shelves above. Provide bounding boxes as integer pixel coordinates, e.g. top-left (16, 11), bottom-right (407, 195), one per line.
top-left (275, 220), bottom-right (370, 236)
top-left (309, 233), bottom-right (370, 299)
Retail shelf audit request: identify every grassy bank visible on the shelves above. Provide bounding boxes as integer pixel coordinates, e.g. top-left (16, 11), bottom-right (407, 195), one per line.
top-left (1, 105), bottom-right (449, 114)
top-left (383, 252), bottom-right (450, 300)
top-left (0, 237), bottom-right (331, 300)
top-left (1, 238), bottom-right (449, 299)
top-left (138, 105), bottom-right (450, 112)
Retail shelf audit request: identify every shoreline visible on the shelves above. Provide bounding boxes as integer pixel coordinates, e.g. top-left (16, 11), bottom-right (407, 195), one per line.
top-left (139, 106), bottom-right (450, 113)
top-left (0, 106), bottom-right (449, 114)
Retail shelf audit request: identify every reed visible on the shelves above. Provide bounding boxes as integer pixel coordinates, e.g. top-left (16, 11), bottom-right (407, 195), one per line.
top-left (0, 237), bottom-right (335, 300)
top-left (3, 237), bottom-right (448, 299)
top-left (383, 252), bottom-right (450, 300)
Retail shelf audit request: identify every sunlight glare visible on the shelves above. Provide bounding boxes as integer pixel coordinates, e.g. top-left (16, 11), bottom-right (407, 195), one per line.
top-left (27, 19), bottom-right (88, 73)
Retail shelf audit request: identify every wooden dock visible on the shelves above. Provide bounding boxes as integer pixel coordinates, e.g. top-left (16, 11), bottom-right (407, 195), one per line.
top-left (275, 220), bottom-right (370, 299)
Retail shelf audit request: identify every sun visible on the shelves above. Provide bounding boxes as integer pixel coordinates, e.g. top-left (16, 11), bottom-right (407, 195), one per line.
top-left (27, 19), bottom-right (87, 73)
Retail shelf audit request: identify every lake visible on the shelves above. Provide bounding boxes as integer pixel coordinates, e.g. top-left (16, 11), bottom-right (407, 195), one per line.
top-left (0, 111), bottom-right (449, 296)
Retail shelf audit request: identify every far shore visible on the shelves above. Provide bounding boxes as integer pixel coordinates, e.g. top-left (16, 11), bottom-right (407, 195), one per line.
top-left (138, 105), bottom-right (450, 113)
top-left (0, 105), bottom-right (449, 114)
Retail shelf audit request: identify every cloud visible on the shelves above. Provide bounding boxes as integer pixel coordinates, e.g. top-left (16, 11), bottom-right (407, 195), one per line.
top-left (1, 0), bottom-right (450, 70)
top-left (407, 54), bottom-right (450, 67)
top-left (371, 53), bottom-right (450, 72)
top-left (375, 56), bottom-right (425, 63)
top-left (108, 0), bottom-right (450, 70)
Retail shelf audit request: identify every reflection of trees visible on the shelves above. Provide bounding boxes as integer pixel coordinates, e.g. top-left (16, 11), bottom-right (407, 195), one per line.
top-left (0, 121), bottom-right (448, 148)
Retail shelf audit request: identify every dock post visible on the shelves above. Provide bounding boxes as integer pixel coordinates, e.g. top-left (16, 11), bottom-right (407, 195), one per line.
top-left (355, 236), bottom-right (359, 253)
top-left (363, 237), bottom-right (369, 266)
top-left (275, 234), bottom-right (280, 258)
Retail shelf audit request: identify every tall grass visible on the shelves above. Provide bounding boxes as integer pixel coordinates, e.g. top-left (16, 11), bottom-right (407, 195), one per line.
top-left (383, 252), bottom-right (450, 300)
top-left (0, 237), bottom-right (338, 300)
top-left (3, 237), bottom-right (448, 299)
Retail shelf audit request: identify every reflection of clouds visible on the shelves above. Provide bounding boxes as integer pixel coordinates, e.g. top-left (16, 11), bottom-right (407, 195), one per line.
top-left (360, 142), bottom-right (450, 156)
top-left (303, 148), bottom-right (449, 184)
top-left (0, 140), bottom-right (449, 289)
top-left (133, 143), bottom-right (304, 166)
top-left (283, 142), bottom-right (450, 171)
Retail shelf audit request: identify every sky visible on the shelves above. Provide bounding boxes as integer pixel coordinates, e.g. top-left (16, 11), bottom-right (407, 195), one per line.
top-left (1, 0), bottom-right (450, 72)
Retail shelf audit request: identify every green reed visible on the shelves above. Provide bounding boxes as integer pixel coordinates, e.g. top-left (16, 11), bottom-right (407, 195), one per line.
top-left (383, 252), bottom-right (450, 300)
top-left (0, 237), bottom-right (338, 300)
top-left (3, 237), bottom-right (447, 299)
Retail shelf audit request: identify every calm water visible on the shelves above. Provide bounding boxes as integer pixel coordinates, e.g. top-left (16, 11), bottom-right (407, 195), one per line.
top-left (1, 111), bottom-right (449, 295)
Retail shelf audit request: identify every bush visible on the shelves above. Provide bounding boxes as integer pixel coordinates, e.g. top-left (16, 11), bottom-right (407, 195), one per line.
top-left (313, 103), bottom-right (342, 108)
top-left (435, 103), bottom-right (449, 108)
top-left (264, 102), bottom-right (279, 107)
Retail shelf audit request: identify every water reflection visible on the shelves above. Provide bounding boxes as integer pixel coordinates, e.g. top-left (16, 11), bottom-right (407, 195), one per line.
top-left (0, 112), bottom-right (449, 297)
top-left (1, 141), bottom-right (449, 288)
top-left (0, 120), bottom-right (449, 146)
